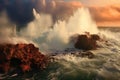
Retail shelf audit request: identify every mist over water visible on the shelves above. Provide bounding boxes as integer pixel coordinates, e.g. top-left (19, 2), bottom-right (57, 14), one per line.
top-left (0, 11), bottom-right (30, 44)
top-left (19, 7), bottom-right (99, 51)
top-left (44, 27), bottom-right (120, 80)
top-left (0, 7), bottom-right (99, 51)
top-left (0, 7), bottom-right (120, 80)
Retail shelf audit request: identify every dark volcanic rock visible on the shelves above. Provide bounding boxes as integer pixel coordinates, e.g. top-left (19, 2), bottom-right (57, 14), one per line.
top-left (91, 34), bottom-right (100, 40)
top-left (0, 43), bottom-right (49, 74)
top-left (73, 33), bottom-right (100, 50)
top-left (72, 51), bottom-right (95, 59)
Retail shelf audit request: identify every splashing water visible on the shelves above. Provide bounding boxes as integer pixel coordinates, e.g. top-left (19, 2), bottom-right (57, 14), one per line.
top-left (1, 7), bottom-right (120, 80)
top-left (20, 7), bottom-right (98, 51)
top-left (20, 9), bottom-right (53, 39)
top-left (0, 11), bottom-right (30, 44)
top-left (66, 7), bottom-right (98, 35)
top-left (0, 7), bottom-right (99, 51)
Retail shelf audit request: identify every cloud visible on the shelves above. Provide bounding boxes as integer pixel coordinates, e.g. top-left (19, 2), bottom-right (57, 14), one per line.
top-left (53, 1), bottom-right (82, 21)
top-left (89, 5), bottom-right (120, 23)
top-left (0, 0), bottom-right (34, 26)
top-left (79, 0), bottom-right (120, 6)
top-left (34, 0), bottom-right (82, 22)
top-left (0, 0), bottom-right (4, 12)
top-left (0, 0), bottom-right (82, 26)
top-left (2, 0), bottom-right (33, 25)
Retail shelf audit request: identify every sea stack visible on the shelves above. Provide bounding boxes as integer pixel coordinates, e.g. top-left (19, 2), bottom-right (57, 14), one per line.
top-left (72, 33), bottom-right (100, 50)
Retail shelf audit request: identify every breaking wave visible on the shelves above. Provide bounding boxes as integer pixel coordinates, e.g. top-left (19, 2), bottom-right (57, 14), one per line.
top-left (0, 7), bottom-right (120, 80)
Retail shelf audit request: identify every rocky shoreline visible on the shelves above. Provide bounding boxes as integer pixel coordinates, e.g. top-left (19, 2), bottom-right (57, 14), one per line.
top-left (0, 33), bottom-right (101, 76)
top-left (0, 43), bottom-right (49, 74)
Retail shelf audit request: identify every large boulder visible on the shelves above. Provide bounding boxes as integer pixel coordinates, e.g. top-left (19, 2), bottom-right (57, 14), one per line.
top-left (0, 43), bottom-right (49, 73)
top-left (72, 33), bottom-right (100, 50)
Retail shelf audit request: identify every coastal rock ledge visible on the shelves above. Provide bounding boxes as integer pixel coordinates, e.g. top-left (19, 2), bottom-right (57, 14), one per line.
top-left (0, 43), bottom-right (49, 74)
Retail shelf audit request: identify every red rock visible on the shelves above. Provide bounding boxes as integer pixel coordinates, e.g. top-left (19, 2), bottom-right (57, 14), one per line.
top-left (20, 64), bottom-right (31, 72)
top-left (0, 43), bottom-right (49, 73)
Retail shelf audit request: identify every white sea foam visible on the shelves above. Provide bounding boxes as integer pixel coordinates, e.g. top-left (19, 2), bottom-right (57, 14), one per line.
top-left (20, 7), bottom-right (98, 51)
top-left (0, 7), bottom-right (120, 80)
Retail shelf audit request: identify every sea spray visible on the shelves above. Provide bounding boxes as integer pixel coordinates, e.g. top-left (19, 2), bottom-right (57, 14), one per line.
top-left (20, 7), bottom-right (99, 51)
top-left (19, 9), bottom-right (53, 38)
top-left (0, 11), bottom-right (30, 44)
top-left (0, 7), bottom-right (99, 51)
top-left (66, 7), bottom-right (98, 35)
top-left (0, 6), bottom-right (120, 80)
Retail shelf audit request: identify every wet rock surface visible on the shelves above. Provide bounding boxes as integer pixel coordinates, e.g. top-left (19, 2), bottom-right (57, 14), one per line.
top-left (72, 33), bottom-right (100, 50)
top-left (0, 43), bottom-right (49, 74)
top-left (50, 48), bottom-right (95, 60)
top-left (70, 51), bottom-right (95, 59)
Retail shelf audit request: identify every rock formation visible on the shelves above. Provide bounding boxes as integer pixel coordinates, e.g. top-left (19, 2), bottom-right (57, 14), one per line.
top-left (0, 43), bottom-right (49, 73)
top-left (72, 33), bottom-right (100, 50)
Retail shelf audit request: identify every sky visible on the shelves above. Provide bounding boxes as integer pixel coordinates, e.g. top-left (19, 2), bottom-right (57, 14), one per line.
top-left (80, 0), bottom-right (120, 6)
top-left (37, 0), bottom-right (120, 26)
top-left (63, 0), bottom-right (120, 26)
top-left (0, 0), bottom-right (120, 27)
top-left (65, 0), bottom-right (120, 6)
top-left (80, 0), bottom-right (120, 26)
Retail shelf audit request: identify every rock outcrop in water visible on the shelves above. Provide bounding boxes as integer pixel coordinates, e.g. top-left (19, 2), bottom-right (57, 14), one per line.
top-left (70, 51), bottom-right (95, 59)
top-left (0, 43), bottom-right (49, 74)
top-left (72, 33), bottom-right (100, 50)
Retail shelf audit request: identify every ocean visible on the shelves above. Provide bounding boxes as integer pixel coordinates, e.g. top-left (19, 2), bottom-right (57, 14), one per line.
top-left (1, 27), bottom-right (120, 80)
top-left (0, 7), bottom-right (120, 80)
